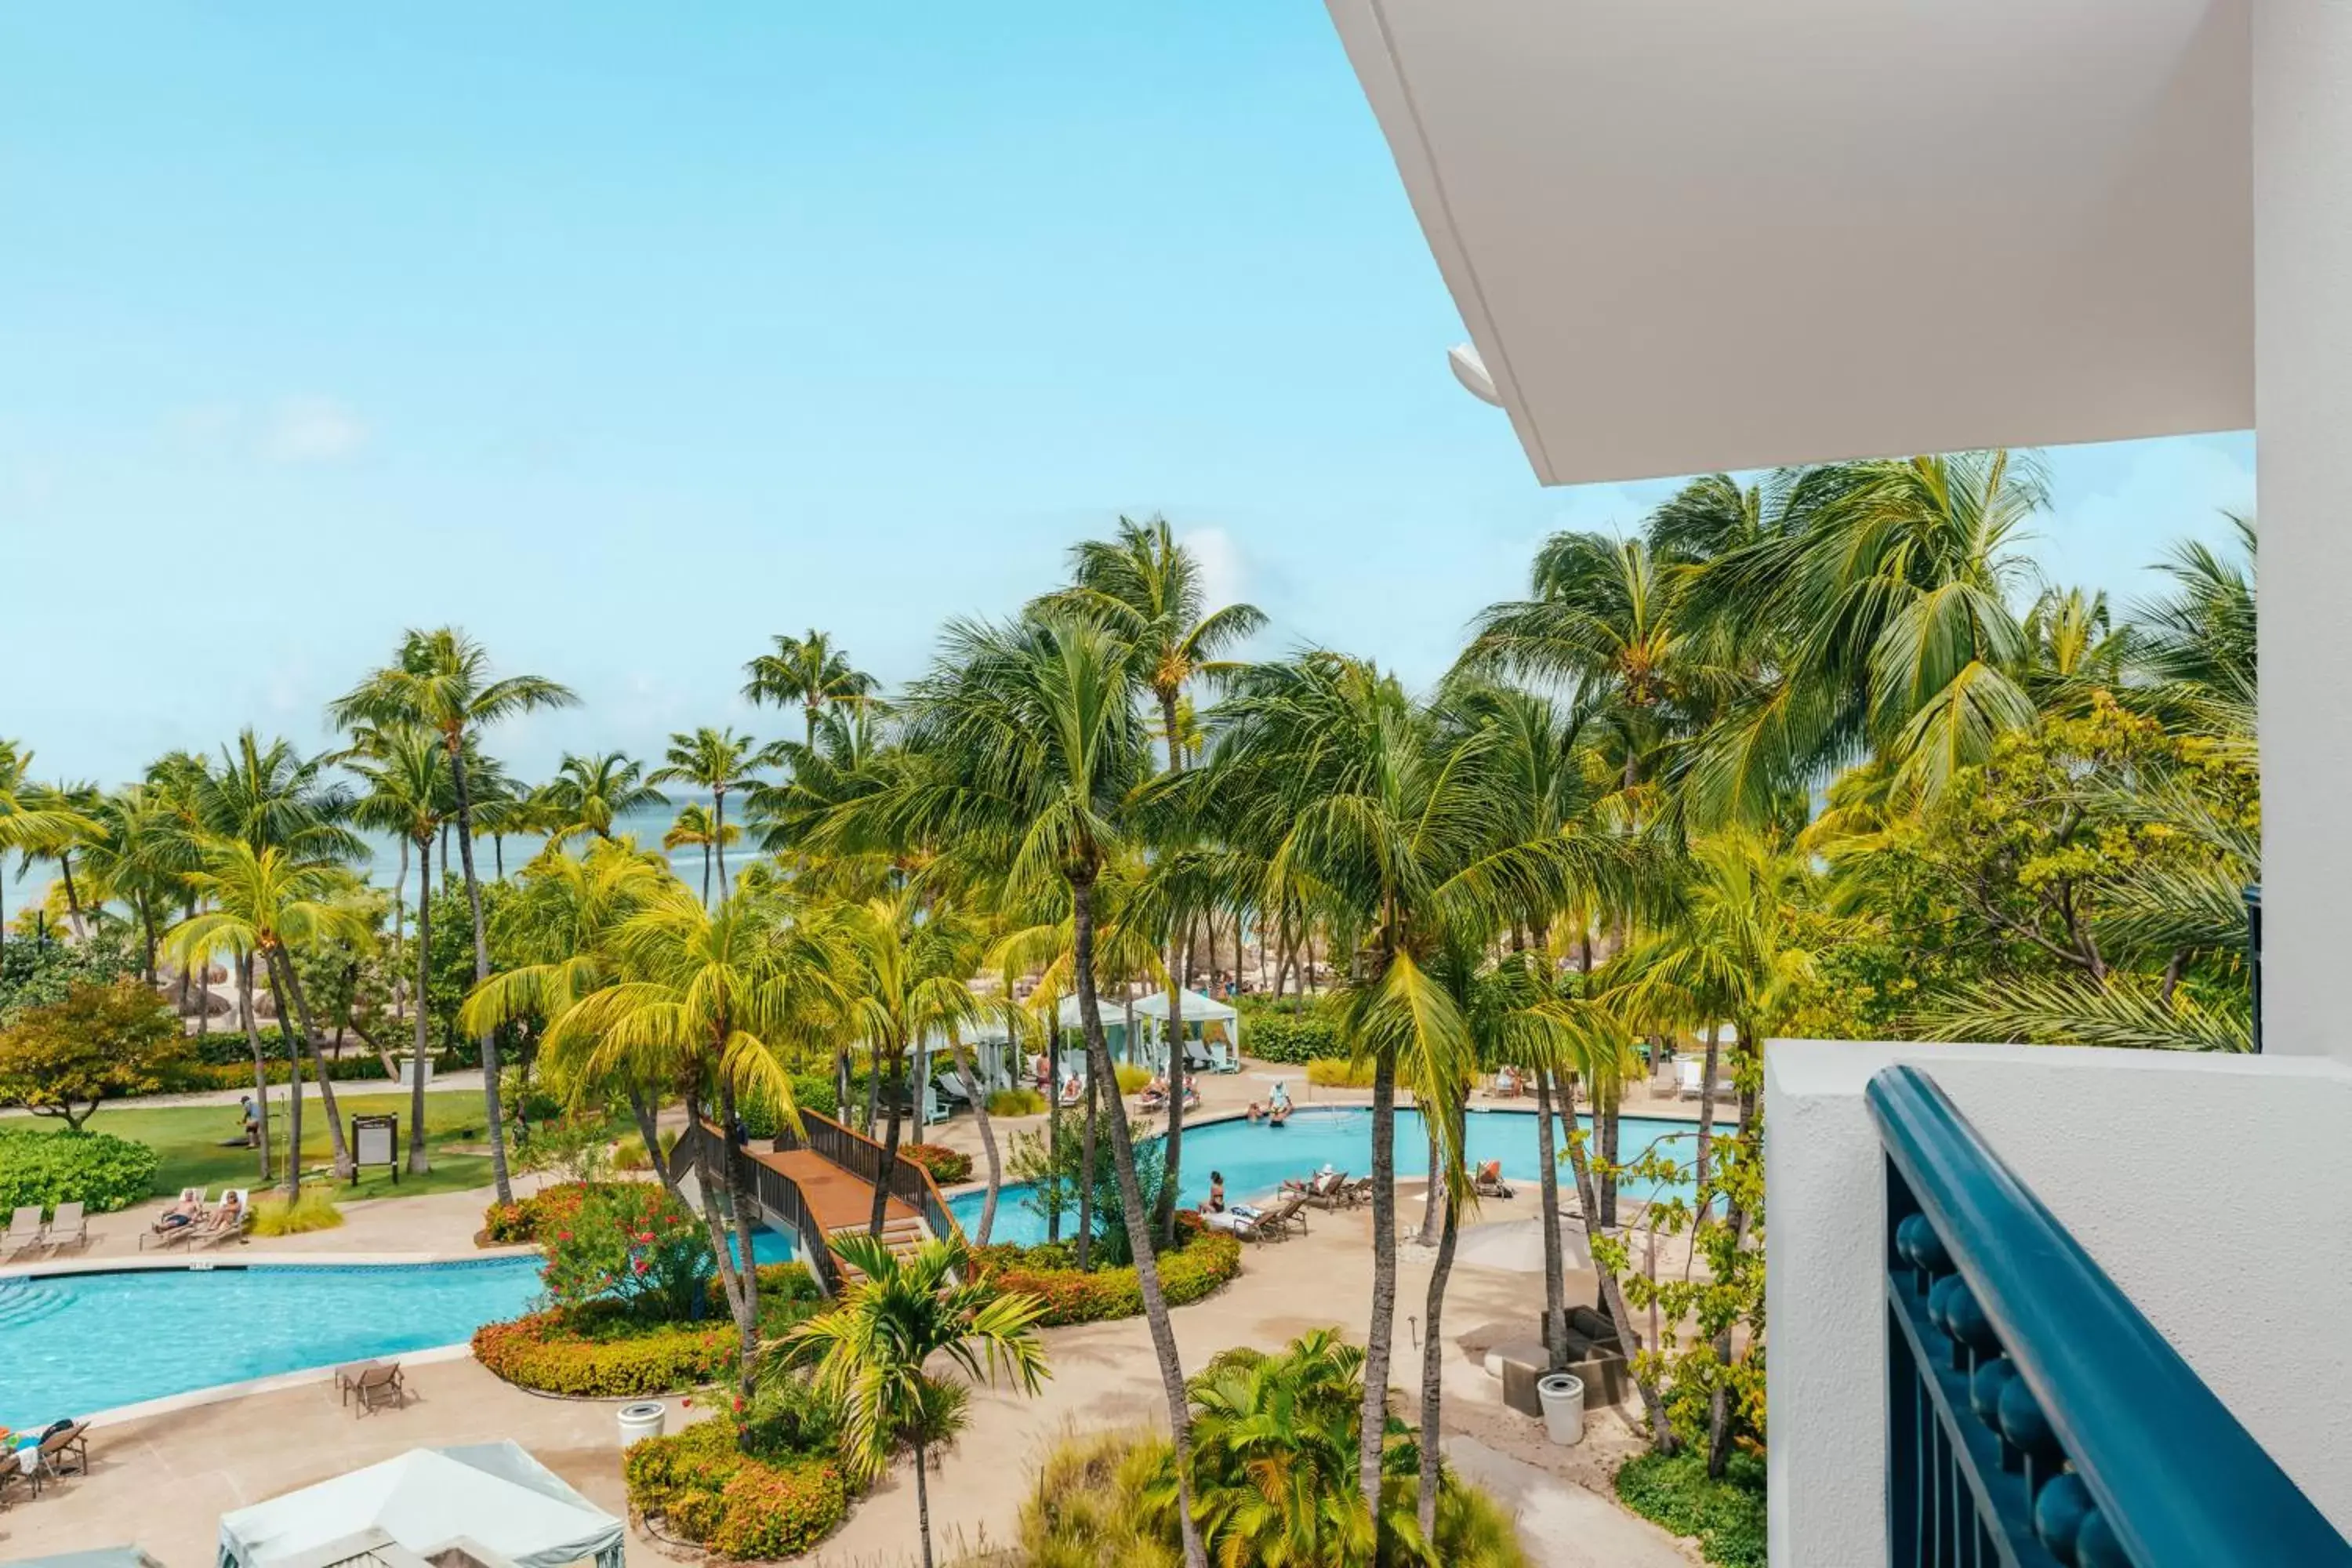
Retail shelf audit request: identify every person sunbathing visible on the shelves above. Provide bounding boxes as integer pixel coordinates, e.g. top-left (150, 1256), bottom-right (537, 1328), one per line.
top-left (154, 1192), bottom-right (204, 1232)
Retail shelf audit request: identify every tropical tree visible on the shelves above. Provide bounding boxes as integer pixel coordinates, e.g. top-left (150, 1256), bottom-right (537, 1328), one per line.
top-left (743, 629), bottom-right (877, 743)
top-left (76, 785), bottom-right (198, 981)
top-left (17, 779), bottom-right (103, 939)
top-left (0, 743), bottom-right (100, 957)
top-left (650, 727), bottom-right (758, 897)
top-left (331, 627), bottom-right (578, 1203)
top-left (346, 725), bottom-right (451, 1174)
top-left (165, 844), bottom-right (374, 1192)
top-left (660, 804), bottom-right (739, 904)
top-left (540, 750), bottom-right (667, 844)
top-left (781, 1234), bottom-right (1050, 1568)
top-left (821, 609), bottom-right (1210, 1568)
top-left (521, 880), bottom-right (844, 1390)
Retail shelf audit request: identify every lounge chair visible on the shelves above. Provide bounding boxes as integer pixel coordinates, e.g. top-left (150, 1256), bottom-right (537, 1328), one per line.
top-left (1302, 1171), bottom-right (1353, 1210)
top-left (1236, 1192), bottom-right (1309, 1241)
top-left (1675, 1059), bottom-right (1704, 1100)
top-left (1474, 1160), bottom-right (1515, 1200)
top-left (142, 1188), bottom-right (209, 1250)
top-left (195, 1189), bottom-right (251, 1247)
top-left (35, 1421), bottom-right (88, 1484)
top-left (3, 1206), bottom-right (45, 1257)
top-left (1339, 1175), bottom-right (1374, 1207)
top-left (339, 1360), bottom-right (405, 1414)
top-left (45, 1202), bottom-right (87, 1251)
top-left (1055, 1077), bottom-right (1087, 1109)
top-left (1182, 1042), bottom-right (1214, 1074)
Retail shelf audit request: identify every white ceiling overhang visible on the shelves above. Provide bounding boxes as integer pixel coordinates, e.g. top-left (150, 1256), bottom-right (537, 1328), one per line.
top-left (1326, 0), bottom-right (2252, 485)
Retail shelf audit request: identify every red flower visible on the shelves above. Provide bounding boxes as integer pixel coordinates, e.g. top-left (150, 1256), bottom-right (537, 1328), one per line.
top-left (556, 1230), bottom-right (572, 1241)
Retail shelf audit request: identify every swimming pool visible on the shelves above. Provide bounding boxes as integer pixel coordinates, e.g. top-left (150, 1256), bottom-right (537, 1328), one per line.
top-left (0, 1229), bottom-right (797, 1428)
top-left (949, 1104), bottom-right (1704, 1247)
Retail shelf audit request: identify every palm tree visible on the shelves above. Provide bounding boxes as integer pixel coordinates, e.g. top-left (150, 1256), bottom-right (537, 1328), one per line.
top-left (165, 844), bottom-right (373, 1192)
top-left (823, 610), bottom-right (1211, 1568)
top-left (331, 628), bottom-right (578, 1204)
top-left (1037, 516), bottom-right (1265, 1248)
top-left (660, 804), bottom-right (739, 904)
top-left (1207, 652), bottom-right (1628, 1523)
top-left (2127, 513), bottom-right (2256, 739)
top-left (540, 750), bottom-right (667, 844)
top-left (781, 1234), bottom-right (1050, 1568)
top-left (19, 779), bottom-right (103, 939)
top-left (0, 743), bottom-right (100, 958)
top-left (78, 784), bottom-right (201, 982)
top-left (523, 880), bottom-right (844, 1390)
top-left (346, 726), bottom-right (451, 1174)
top-left (649, 727), bottom-right (758, 896)
top-left (743, 629), bottom-right (877, 743)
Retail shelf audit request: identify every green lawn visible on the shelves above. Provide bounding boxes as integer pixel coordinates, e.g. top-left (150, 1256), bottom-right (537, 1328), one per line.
top-left (85, 1089), bottom-right (505, 1202)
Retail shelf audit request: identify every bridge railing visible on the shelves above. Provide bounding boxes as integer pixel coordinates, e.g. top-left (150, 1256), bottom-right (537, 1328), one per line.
top-left (772, 1106), bottom-right (966, 1248)
top-left (679, 1120), bottom-right (841, 1296)
top-left (1868, 1063), bottom-right (2351, 1566)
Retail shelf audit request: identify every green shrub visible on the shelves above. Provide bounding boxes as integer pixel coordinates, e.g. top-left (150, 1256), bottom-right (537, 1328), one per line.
top-left (612, 1127), bottom-right (681, 1172)
top-left (1614, 1450), bottom-right (1766, 1568)
top-left (474, 1262), bottom-right (820, 1397)
top-left (988, 1086), bottom-right (1047, 1117)
top-left (738, 1073), bottom-right (839, 1138)
top-left (970, 1217), bottom-right (1242, 1327)
top-left (540, 1181), bottom-right (714, 1323)
top-left (1241, 1007), bottom-right (1342, 1064)
top-left (1305, 1058), bottom-right (1374, 1087)
top-left (0, 1126), bottom-right (160, 1215)
top-left (481, 1180), bottom-right (599, 1244)
top-left (626, 1413), bottom-right (848, 1559)
top-left (1114, 1064), bottom-right (1152, 1095)
top-left (249, 1189), bottom-right (344, 1236)
top-left (898, 1142), bottom-right (972, 1185)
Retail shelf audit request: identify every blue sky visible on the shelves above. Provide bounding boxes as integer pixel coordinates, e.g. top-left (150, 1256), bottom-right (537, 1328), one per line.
top-left (0, 4), bottom-right (2254, 789)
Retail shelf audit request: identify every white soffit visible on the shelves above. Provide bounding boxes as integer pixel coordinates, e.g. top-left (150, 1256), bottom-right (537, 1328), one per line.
top-left (1327, 0), bottom-right (2252, 485)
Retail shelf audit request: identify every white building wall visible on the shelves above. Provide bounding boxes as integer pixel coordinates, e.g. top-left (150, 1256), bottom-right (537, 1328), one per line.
top-left (2256, 0), bottom-right (2352, 1062)
top-left (1766, 1040), bottom-right (2352, 1566)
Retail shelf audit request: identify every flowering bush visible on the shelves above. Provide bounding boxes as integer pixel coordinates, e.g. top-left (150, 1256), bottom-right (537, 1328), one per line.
top-left (625, 1409), bottom-right (849, 1559)
top-left (897, 1142), bottom-right (972, 1185)
top-left (481, 1180), bottom-right (597, 1244)
top-left (968, 1215), bottom-right (1241, 1327)
top-left (540, 1181), bottom-right (714, 1323)
top-left (475, 1265), bottom-right (824, 1397)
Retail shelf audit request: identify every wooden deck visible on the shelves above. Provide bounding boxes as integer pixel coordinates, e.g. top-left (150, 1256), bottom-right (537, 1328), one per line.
top-left (747, 1144), bottom-right (919, 1232)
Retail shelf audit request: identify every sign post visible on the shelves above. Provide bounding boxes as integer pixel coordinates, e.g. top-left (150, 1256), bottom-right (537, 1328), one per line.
top-left (350, 1112), bottom-right (400, 1185)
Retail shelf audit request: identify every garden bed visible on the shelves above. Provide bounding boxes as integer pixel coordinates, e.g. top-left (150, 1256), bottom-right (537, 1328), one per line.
top-left (967, 1214), bottom-right (1243, 1327)
top-left (473, 1262), bottom-right (822, 1397)
top-left (626, 1413), bottom-right (849, 1559)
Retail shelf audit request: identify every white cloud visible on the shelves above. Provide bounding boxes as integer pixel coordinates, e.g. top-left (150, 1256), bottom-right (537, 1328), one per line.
top-left (1181, 524), bottom-right (1247, 612)
top-left (263, 397), bottom-right (368, 464)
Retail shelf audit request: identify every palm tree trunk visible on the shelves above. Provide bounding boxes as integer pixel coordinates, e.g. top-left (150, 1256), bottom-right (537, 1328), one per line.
top-left (1534, 1065), bottom-right (1570, 1372)
top-left (870, 1039), bottom-right (907, 1238)
top-left (720, 1079), bottom-right (765, 1381)
top-left (493, 833), bottom-right (503, 880)
top-left (240, 956), bottom-right (272, 1181)
top-left (408, 836), bottom-right (433, 1175)
top-left (445, 732), bottom-right (512, 1204)
top-left (1693, 1022), bottom-right (1722, 1229)
top-left (864, 1043), bottom-right (882, 1137)
top-left (57, 852), bottom-right (85, 940)
top-left (1360, 1035), bottom-right (1400, 1523)
top-left (391, 836), bottom-right (408, 1010)
top-left (1045, 1029), bottom-right (1064, 1245)
top-left (687, 1087), bottom-right (764, 1402)
top-left (713, 787), bottom-right (729, 898)
top-left (913, 1430), bottom-right (934, 1568)
top-left (1416, 1113), bottom-right (1446, 1246)
top-left (1071, 869), bottom-right (1206, 1568)
top-left (624, 1083), bottom-right (673, 1189)
top-left (836, 1047), bottom-right (852, 1136)
top-left (1418, 1129), bottom-right (1462, 1542)
top-left (283, 972), bottom-right (306, 1201)
top-left (1565, 1092), bottom-right (1675, 1451)
top-left (140, 906), bottom-right (158, 984)
top-left (1153, 920), bottom-right (1189, 1247)
top-left (949, 1037), bottom-right (1000, 1243)
top-left (268, 944), bottom-right (353, 1178)
top-left (699, 843), bottom-right (711, 906)
top-left (1599, 1090), bottom-right (1620, 1227)
top-left (1074, 1068), bottom-right (1098, 1271)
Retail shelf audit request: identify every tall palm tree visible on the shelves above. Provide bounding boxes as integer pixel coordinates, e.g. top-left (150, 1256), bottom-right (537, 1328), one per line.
top-left (743, 629), bottom-right (877, 743)
top-left (19, 779), bottom-right (103, 938)
top-left (782, 1234), bottom-right (1050, 1568)
top-left (1038, 516), bottom-right (1265, 1245)
top-left (165, 844), bottom-right (374, 1192)
top-left (346, 726), bottom-right (452, 1174)
top-left (2127, 512), bottom-right (2256, 740)
top-left (78, 784), bottom-right (200, 982)
top-left (824, 610), bottom-right (1211, 1568)
top-left (0, 742), bottom-right (101, 956)
top-left (1207, 651), bottom-right (1627, 1523)
top-left (540, 750), bottom-right (667, 844)
top-left (649, 727), bottom-right (758, 896)
top-left (524, 880), bottom-right (845, 1390)
top-left (331, 628), bottom-right (578, 1204)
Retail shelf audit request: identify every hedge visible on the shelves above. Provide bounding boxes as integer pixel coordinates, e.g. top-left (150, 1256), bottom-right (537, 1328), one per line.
top-left (970, 1217), bottom-right (1243, 1327)
top-left (1614, 1450), bottom-right (1766, 1568)
top-left (626, 1417), bottom-right (848, 1559)
top-left (0, 1127), bottom-right (160, 1216)
top-left (899, 1142), bottom-right (972, 1185)
top-left (472, 1264), bottom-right (820, 1396)
top-left (1240, 1008), bottom-right (1344, 1065)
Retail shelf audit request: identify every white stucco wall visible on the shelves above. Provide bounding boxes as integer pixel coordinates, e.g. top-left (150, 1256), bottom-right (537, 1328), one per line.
top-left (1766, 1040), bottom-right (2352, 1566)
top-left (2256, 0), bottom-right (2352, 1062)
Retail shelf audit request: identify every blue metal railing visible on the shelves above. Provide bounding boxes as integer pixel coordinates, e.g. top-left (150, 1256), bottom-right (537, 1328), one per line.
top-left (1869, 1064), bottom-right (2351, 1567)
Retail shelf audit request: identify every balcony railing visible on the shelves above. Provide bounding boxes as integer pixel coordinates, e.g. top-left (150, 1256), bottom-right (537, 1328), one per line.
top-left (1868, 1063), bottom-right (2350, 1566)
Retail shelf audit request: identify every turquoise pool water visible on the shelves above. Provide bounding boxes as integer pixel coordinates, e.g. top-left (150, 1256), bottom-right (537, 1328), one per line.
top-left (949, 1105), bottom-right (1702, 1246)
top-left (0, 1229), bottom-right (796, 1429)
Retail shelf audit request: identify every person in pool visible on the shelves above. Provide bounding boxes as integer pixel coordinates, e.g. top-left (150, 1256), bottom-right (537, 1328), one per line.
top-left (1207, 1171), bottom-right (1226, 1212)
top-left (1268, 1080), bottom-right (1293, 1127)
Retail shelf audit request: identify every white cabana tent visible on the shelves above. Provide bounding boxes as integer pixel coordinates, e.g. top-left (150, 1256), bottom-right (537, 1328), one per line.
top-left (217, 1443), bottom-right (624, 1568)
top-left (1132, 989), bottom-right (1243, 1073)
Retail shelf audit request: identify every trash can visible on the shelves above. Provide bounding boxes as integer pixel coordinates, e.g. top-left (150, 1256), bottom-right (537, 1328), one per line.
top-left (1537, 1372), bottom-right (1585, 1446)
top-left (617, 1401), bottom-right (666, 1446)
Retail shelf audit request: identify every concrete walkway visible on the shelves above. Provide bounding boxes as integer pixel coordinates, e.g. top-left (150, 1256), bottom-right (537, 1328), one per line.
top-left (1446, 1436), bottom-right (1695, 1567)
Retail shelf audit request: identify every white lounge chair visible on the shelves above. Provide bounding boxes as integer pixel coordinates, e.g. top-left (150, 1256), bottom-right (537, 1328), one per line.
top-left (142, 1188), bottom-right (209, 1250)
top-left (45, 1201), bottom-right (87, 1250)
top-left (4, 1206), bottom-right (45, 1256)
top-left (195, 1189), bottom-right (252, 1247)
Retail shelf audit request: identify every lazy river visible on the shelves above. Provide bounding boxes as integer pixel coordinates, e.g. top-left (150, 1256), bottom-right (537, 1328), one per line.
top-left (948, 1103), bottom-right (1704, 1246)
